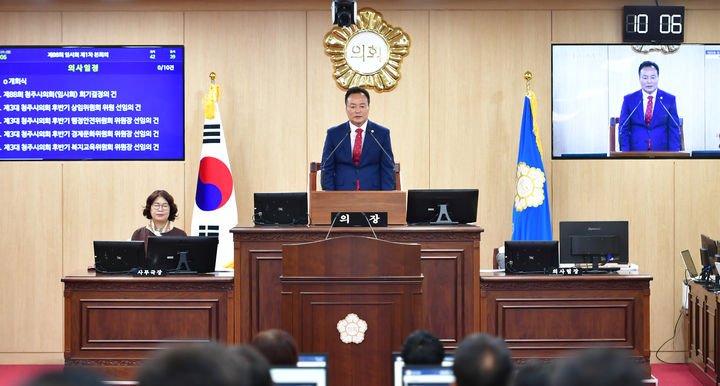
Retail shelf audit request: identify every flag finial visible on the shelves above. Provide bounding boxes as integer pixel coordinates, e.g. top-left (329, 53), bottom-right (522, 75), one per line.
top-left (524, 71), bottom-right (533, 96)
top-left (209, 72), bottom-right (216, 84)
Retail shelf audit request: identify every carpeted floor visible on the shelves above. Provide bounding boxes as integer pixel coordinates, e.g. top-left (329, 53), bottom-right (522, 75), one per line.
top-left (0, 363), bottom-right (714, 385)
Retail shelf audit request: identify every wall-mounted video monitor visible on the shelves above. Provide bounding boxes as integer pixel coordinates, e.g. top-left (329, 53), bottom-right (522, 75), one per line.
top-left (552, 44), bottom-right (720, 159)
top-left (0, 46), bottom-right (184, 160)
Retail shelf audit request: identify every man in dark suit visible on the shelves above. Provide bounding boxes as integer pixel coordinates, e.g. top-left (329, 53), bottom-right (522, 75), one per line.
top-left (321, 87), bottom-right (395, 191)
top-left (619, 61), bottom-right (681, 151)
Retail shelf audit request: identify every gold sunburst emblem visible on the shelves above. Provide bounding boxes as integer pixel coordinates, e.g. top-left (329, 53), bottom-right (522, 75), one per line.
top-left (323, 8), bottom-right (411, 92)
top-left (514, 162), bottom-right (546, 211)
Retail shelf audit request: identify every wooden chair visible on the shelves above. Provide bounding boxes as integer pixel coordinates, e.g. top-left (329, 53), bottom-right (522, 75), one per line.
top-left (609, 117), bottom-right (684, 152)
top-left (309, 162), bottom-right (401, 191)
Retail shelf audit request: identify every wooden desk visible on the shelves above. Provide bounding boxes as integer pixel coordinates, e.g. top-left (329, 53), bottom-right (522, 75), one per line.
top-left (687, 280), bottom-right (718, 384)
top-left (232, 225), bottom-right (482, 348)
top-left (480, 273), bottom-right (652, 371)
top-left (62, 272), bottom-right (234, 381)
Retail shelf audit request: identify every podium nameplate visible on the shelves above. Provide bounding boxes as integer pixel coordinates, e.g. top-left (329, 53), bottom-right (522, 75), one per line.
top-left (309, 191), bottom-right (406, 225)
top-left (331, 212), bottom-right (388, 227)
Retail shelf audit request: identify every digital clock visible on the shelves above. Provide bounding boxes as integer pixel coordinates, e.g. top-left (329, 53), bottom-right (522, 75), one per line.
top-left (623, 6), bottom-right (684, 43)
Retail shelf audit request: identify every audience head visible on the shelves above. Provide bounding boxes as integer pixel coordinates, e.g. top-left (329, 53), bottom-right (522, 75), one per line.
top-left (511, 360), bottom-right (552, 386)
top-left (24, 368), bottom-right (105, 386)
top-left (228, 344), bottom-right (273, 386)
top-left (251, 328), bottom-right (299, 366)
top-left (452, 333), bottom-right (514, 386)
top-left (401, 329), bottom-right (445, 365)
top-left (137, 343), bottom-right (244, 386)
top-left (552, 347), bottom-right (644, 386)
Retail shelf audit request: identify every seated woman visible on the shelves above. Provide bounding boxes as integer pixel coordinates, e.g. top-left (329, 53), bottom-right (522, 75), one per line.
top-left (131, 190), bottom-right (187, 244)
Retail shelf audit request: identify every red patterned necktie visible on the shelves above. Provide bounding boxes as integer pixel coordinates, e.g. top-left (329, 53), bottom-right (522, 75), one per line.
top-left (645, 95), bottom-right (653, 126)
top-left (352, 128), bottom-right (363, 190)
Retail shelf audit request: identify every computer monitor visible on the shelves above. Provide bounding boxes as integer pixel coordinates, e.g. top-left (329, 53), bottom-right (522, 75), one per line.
top-left (504, 240), bottom-right (559, 274)
top-left (145, 236), bottom-right (218, 274)
top-left (559, 221), bottom-right (629, 272)
top-left (253, 192), bottom-right (308, 225)
top-left (93, 240), bottom-right (145, 274)
top-left (406, 189), bottom-right (478, 225)
top-left (392, 353), bottom-right (454, 386)
top-left (681, 250), bottom-right (699, 278)
top-left (297, 353), bottom-right (328, 368)
top-left (269, 367), bottom-right (327, 386)
top-left (401, 366), bottom-right (455, 386)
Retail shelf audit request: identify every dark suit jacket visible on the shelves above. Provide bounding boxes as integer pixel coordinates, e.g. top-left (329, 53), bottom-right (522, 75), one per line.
top-left (320, 120), bottom-right (395, 191)
top-left (618, 89), bottom-right (681, 151)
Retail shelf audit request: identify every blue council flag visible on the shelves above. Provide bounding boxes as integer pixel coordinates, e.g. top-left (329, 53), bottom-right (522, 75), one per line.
top-left (511, 91), bottom-right (552, 240)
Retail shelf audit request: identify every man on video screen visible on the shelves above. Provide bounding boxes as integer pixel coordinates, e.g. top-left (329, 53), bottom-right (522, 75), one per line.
top-left (618, 61), bottom-right (681, 152)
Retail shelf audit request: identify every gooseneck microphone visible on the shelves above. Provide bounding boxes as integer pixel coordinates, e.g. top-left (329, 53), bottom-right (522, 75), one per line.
top-left (368, 129), bottom-right (394, 165)
top-left (320, 129), bottom-right (351, 190)
top-left (657, 96), bottom-right (681, 129)
top-left (617, 99), bottom-right (643, 151)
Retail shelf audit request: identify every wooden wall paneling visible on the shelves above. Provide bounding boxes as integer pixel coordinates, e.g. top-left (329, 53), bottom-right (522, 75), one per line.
top-left (675, 160), bottom-right (720, 352)
top-left (0, 12), bottom-right (61, 44)
top-left (551, 160), bottom-right (675, 355)
top-left (62, 162), bottom-right (186, 275)
top-left (551, 10), bottom-right (620, 43)
top-left (60, 12), bottom-right (183, 44)
top-left (306, 10), bottom-right (431, 191)
top-left (184, 11), bottom-right (308, 227)
top-left (685, 10), bottom-right (720, 43)
top-left (0, 163), bottom-right (63, 356)
top-left (428, 10), bottom-right (551, 269)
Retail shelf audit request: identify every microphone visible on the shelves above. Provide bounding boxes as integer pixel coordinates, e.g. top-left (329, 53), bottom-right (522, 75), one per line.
top-left (320, 129), bottom-right (351, 190)
top-left (368, 129), bottom-right (394, 165)
top-left (657, 96), bottom-right (681, 129)
top-left (618, 99), bottom-right (643, 135)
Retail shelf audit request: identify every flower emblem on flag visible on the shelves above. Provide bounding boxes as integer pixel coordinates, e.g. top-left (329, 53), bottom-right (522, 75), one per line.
top-left (514, 162), bottom-right (546, 211)
top-left (337, 313), bottom-right (367, 344)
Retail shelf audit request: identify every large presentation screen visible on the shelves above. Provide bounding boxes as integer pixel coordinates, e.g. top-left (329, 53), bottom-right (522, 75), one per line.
top-left (552, 44), bottom-right (720, 158)
top-left (0, 46), bottom-right (184, 160)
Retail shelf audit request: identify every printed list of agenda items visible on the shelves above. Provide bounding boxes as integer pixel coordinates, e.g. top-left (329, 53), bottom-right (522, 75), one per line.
top-left (0, 47), bottom-right (183, 160)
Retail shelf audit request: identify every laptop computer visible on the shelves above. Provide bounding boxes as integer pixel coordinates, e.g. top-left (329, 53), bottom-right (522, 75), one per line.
top-left (93, 240), bottom-right (145, 274)
top-left (681, 249), bottom-right (699, 278)
top-left (504, 240), bottom-right (559, 274)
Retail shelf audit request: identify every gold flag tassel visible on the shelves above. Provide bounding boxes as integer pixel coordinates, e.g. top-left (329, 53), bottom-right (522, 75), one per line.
top-left (524, 71), bottom-right (543, 157)
top-left (204, 72), bottom-right (221, 119)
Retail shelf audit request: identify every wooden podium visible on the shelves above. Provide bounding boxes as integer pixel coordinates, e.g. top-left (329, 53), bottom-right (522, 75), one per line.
top-left (308, 161), bottom-right (406, 225)
top-left (281, 236), bottom-right (423, 386)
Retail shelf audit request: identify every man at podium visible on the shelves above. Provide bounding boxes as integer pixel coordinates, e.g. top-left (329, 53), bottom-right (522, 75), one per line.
top-left (321, 87), bottom-right (395, 191)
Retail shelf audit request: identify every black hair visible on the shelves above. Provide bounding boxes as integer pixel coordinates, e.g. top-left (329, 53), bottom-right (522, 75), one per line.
top-left (638, 61), bottom-right (659, 76)
top-left (452, 333), bottom-right (514, 386)
top-left (142, 189), bottom-right (179, 222)
top-left (552, 347), bottom-right (644, 386)
top-left (138, 343), bottom-right (245, 386)
top-left (228, 344), bottom-right (273, 386)
top-left (401, 329), bottom-right (445, 365)
top-left (251, 328), bottom-right (299, 366)
top-left (345, 87), bottom-right (370, 105)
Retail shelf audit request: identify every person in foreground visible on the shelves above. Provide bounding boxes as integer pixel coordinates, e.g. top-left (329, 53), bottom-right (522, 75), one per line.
top-left (251, 328), bottom-right (299, 366)
top-left (131, 189), bottom-right (187, 244)
top-left (321, 86), bottom-right (395, 191)
top-left (453, 333), bottom-right (514, 386)
top-left (401, 329), bottom-right (445, 365)
top-left (551, 347), bottom-right (644, 386)
top-left (618, 60), bottom-right (681, 152)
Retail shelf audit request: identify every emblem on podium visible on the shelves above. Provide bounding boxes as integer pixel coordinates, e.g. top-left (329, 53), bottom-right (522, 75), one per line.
top-left (337, 313), bottom-right (367, 344)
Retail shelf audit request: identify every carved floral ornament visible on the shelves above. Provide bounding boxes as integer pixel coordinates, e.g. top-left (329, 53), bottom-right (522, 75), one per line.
top-left (337, 313), bottom-right (367, 344)
top-left (324, 8), bottom-right (411, 92)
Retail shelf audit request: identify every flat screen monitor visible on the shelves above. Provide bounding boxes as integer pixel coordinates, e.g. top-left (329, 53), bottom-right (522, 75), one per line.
top-left (559, 221), bottom-right (629, 267)
top-left (392, 353), bottom-right (454, 386)
top-left (253, 192), bottom-right (308, 225)
top-left (145, 236), bottom-right (218, 274)
top-left (701, 234), bottom-right (720, 276)
top-left (504, 240), bottom-right (559, 274)
top-left (269, 367), bottom-right (327, 386)
top-left (406, 189), bottom-right (478, 225)
top-left (681, 250), bottom-right (699, 278)
top-left (0, 46), bottom-right (184, 161)
top-left (297, 353), bottom-right (328, 368)
top-left (701, 234), bottom-right (718, 258)
top-left (93, 240), bottom-right (144, 274)
top-left (552, 44), bottom-right (720, 158)
top-left (401, 366), bottom-right (455, 386)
